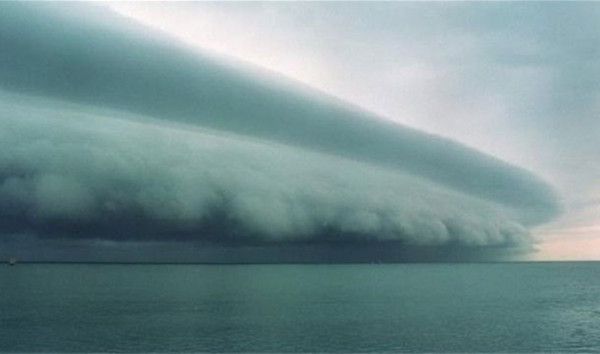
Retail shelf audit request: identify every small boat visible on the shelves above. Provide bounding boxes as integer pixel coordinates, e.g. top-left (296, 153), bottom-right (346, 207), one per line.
top-left (8, 257), bottom-right (17, 266)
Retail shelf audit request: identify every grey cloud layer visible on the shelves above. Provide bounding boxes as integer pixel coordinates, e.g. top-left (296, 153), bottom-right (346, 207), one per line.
top-left (0, 3), bottom-right (559, 256)
top-left (0, 93), bottom-right (530, 247)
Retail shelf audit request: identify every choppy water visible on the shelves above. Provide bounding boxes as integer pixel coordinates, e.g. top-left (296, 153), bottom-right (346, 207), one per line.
top-left (1, 263), bottom-right (599, 352)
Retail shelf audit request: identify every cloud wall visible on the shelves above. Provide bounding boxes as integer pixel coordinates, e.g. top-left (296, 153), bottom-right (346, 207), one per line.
top-left (0, 3), bottom-right (560, 260)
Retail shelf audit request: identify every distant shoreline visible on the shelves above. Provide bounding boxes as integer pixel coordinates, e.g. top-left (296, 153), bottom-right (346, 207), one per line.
top-left (5, 260), bottom-right (599, 265)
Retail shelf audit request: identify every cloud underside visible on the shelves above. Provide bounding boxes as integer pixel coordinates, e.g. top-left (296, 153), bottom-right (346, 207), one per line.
top-left (0, 3), bottom-right (560, 261)
top-left (2, 94), bottom-right (529, 249)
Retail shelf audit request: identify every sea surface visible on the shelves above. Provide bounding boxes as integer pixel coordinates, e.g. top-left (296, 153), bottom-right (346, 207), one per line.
top-left (1, 263), bottom-right (599, 353)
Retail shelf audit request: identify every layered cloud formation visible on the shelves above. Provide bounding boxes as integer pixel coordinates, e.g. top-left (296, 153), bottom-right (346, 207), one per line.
top-left (0, 3), bottom-right (559, 261)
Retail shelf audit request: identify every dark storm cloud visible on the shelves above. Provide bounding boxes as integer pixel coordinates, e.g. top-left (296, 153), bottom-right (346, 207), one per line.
top-left (0, 3), bottom-right (559, 260)
top-left (0, 95), bottom-right (535, 247)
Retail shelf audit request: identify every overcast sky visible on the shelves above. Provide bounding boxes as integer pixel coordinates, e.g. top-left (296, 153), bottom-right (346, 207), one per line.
top-left (110, 2), bottom-right (600, 260)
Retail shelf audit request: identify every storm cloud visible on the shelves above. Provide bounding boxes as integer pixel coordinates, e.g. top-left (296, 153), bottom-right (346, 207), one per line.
top-left (0, 3), bottom-right (559, 261)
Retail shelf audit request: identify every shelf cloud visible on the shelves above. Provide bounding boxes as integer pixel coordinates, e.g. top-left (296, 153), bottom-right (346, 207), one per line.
top-left (0, 3), bottom-right (559, 261)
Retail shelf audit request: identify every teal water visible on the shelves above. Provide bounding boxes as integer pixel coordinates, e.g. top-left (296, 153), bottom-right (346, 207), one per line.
top-left (1, 263), bottom-right (599, 352)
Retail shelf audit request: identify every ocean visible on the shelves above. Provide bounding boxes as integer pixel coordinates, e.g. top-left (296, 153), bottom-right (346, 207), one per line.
top-left (1, 263), bottom-right (599, 352)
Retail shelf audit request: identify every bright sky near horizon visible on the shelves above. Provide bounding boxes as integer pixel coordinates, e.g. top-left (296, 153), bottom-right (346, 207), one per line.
top-left (109, 2), bottom-right (600, 260)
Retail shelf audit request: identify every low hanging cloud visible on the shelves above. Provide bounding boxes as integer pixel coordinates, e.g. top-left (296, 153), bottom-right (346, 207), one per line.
top-left (0, 3), bottom-right (560, 261)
